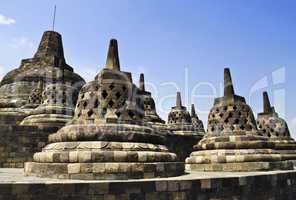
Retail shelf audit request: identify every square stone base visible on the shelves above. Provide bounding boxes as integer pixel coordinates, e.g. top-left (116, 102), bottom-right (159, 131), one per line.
top-left (24, 161), bottom-right (185, 180)
top-left (186, 161), bottom-right (293, 172)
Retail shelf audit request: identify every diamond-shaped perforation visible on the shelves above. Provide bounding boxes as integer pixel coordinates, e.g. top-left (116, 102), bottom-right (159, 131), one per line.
top-left (94, 99), bottom-right (99, 108)
top-left (83, 101), bottom-right (88, 108)
top-left (108, 100), bottom-right (114, 108)
top-left (102, 90), bottom-right (108, 99)
top-left (109, 83), bottom-right (115, 90)
top-left (87, 109), bottom-right (94, 117)
top-left (115, 91), bottom-right (121, 99)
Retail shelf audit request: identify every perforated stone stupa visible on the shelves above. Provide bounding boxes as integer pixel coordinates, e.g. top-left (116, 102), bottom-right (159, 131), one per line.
top-left (186, 68), bottom-right (293, 171)
top-left (0, 31), bottom-right (85, 125)
top-left (257, 92), bottom-right (296, 164)
top-left (166, 92), bottom-right (204, 161)
top-left (167, 92), bottom-right (205, 136)
top-left (20, 81), bottom-right (80, 128)
top-left (138, 73), bottom-right (165, 125)
top-left (24, 39), bottom-right (184, 180)
top-left (191, 104), bottom-right (205, 134)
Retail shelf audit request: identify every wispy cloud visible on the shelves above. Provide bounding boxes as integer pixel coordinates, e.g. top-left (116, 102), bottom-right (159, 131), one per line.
top-left (10, 37), bottom-right (34, 50)
top-left (0, 14), bottom-right (15, 25)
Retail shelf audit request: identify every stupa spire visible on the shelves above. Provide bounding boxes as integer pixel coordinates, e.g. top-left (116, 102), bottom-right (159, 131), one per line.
top-left (34, 31), bottom-right (65, 61)
top-left (176, 92), bottom-right (182, 108)
top-left (139, 73), bottom-right (145, 91)
top-left (191, 104), bottom-right (197, 118)
top-left (224, 68), bottom-right (235, 97)
top-left (105, 39), bottom-right (120, 71)
top-left (263, 91), bottom-right (272, 113)
top-left (52, 5), bottom-right (57, 31)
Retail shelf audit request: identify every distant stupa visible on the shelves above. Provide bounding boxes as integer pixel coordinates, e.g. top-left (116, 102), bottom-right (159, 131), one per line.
top-left (186, 68), bottom-right (293, 172)
top-left (0, 31), bottom-right (85, 125)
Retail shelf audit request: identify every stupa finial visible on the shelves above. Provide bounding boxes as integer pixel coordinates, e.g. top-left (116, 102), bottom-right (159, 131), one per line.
top-left (139, 73), bottom-right (145, 91)
top-left (224, 68), bottom-right (235, 97)
top-left (263, 91), bottom-right (272, 113)
top-left (191, 104), bottom-right (197, 117)
top-left (176, 92), bottom-right (182, 108)
top-left (34, 31), bottom-right (65, 61)
top-left (52, 5), bottom-right (57, 31)
top-left (105, 39), bottom-right (120, 71)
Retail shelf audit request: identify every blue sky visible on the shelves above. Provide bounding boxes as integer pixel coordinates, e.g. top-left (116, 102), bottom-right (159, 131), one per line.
top-left (1, 0), bottom-right (296, 136)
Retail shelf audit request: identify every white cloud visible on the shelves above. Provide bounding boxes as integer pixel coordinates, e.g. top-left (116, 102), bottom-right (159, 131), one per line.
top-left (0, 14), bottom-right (15, 25)
top-left (10, 37), bottom-right (34, 50)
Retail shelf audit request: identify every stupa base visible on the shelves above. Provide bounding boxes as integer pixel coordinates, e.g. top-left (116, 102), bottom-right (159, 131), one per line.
top-left (186, 161), bottom-right (293, 172)
top-left (24, 161), bottom-right (184, 180)
top-left (20, 114), bottom-right (72, 128)
top-left (185, 148), bottom-right (296, 171)
top-left (0, 110), bottom-right (28, 125)
top-left (273, 139), bottom-right (296, 150)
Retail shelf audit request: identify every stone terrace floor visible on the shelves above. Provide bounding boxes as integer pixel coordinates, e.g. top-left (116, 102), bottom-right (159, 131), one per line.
top-left (1, 168), bottom-right (296, 183)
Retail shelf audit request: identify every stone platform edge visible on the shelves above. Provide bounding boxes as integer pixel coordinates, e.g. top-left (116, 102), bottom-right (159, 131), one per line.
top-left (0, 169), bottom-right (296, 200)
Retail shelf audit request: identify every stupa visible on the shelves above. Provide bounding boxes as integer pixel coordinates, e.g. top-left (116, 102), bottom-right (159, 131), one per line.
top-left (137, 73), bottom-right (167, 136)
top-left (186, 68), bottom-right (293, 171)
top-left (257, 92), bottom-right (296, 164)
top-left (20, 81), bottom-right (80, 128)
top-left (191, 104), bottom-right (205, 133)
top-left (0, 31), bottom-right (85, 124)
top-left (138, 73), bottom-right (165, 125)
top-left (166, 92), bottom-right (204, 161)
top-left (24, 39), bottom-right (183, 180)
top-left (167, 92), bottom-right (204, 136)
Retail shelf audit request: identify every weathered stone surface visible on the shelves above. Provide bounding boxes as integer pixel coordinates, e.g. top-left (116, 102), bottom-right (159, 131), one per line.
top-left (20, 83), bottom-right (80, 128)
top-left (0, 125), bottom-right (57, 168)
top-left (167, 92), bottom-right (205, 136)
top-left (2, 168), bottom-right (296, 200)
top-left (0, 31), bottom-right (85, 120)
top-left (138, 73), bottom-right (165, 125)
top-left (257, 92), bottom-right (296, 162)
top-left (166, 92), bottom-right (205, 161)
top-left (186, 68), bottom-right (293, 171)
top-left (24, 39), bottom-right (183, 180)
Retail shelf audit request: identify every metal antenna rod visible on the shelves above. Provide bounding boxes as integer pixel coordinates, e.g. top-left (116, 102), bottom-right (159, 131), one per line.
top-left (52, 5), bottom-right (56, 31)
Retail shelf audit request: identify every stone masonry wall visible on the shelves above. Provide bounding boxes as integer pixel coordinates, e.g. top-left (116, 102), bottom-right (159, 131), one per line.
top-left (0, 125), bottom-right (58, 168)
top-left (0, 170), bottom-right (295, 200)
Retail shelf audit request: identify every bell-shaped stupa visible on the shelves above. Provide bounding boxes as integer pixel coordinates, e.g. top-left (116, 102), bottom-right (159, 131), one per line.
top-left (24, 39), bottom-right (183, 180)
top-left (20, 80), bottom-right (80, 128)
top-left (0, 31), bottom-right (85, 124)
top-left (166, 93), bottom-right (205, 161)
top-left (137, 73), bottom-right (168, 136)
top-left (257, 92), bottom-right (296, 164)
top-left (138, 73), bottom-right (165, 124)
top-left (167, 92), bottom-right (204, 136)
top-left (191, 104), bottom-right (205, 134)
top-left (186, 68), bottom-right (293, 171)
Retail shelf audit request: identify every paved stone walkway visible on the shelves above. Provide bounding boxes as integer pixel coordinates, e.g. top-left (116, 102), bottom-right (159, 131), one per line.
top-left (0, 168), bottom-right (295, 184)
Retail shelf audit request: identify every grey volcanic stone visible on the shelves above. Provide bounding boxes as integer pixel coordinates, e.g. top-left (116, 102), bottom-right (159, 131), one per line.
top-left (2, 168), bottom-right (296, 200)
top-left (257, 91), bottom-right (296, 164)
top-left (24, 39), bottom-right (183, 180)
top-left (166, 92), bottom-right (205, 161)
top-left (0, 31), bottom-right (85, 126)
top-left (186, 68), bottom-right (293, 172)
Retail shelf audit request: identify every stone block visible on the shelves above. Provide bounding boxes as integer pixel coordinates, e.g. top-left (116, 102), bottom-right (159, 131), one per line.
top-left (68, 163), bottom-right (81, 174)
top-left (155, 181), bottom-right (168, 192)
